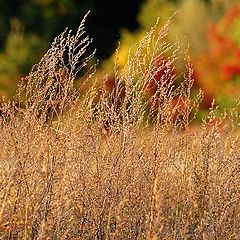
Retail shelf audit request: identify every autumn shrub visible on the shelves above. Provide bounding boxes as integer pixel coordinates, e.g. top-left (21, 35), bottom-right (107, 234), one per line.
top-left (193, 3), bottom-right (240, 111)
top-left (0, 13), bottom-right (239, 240)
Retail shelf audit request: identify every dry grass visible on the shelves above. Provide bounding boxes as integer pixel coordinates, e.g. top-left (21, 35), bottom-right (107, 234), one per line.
top-left (0, 13), bottom-right (239, 239)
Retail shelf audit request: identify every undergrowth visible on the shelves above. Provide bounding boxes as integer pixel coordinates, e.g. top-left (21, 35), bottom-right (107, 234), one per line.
top-left (0, 12), bottom-right (239, 240)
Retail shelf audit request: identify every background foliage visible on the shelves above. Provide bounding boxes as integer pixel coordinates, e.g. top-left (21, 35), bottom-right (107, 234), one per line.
top-left (0, 0), bottom-right (144, 99)
top-left (0, 0), bottom-right (240, 114)
top-left (101, 0), bottom-right (240, 117)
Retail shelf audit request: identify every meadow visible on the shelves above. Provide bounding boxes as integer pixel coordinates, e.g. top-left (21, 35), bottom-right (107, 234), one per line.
top-left (0, 13), bottom-right (239, 239)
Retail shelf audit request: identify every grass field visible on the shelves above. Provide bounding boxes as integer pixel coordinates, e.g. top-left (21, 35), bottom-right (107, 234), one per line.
top-left (0, 14), bottom-right (239, 239)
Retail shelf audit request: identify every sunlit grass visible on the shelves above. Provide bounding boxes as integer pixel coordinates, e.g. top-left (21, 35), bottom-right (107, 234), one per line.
top-left (0, 13), bottom-right (239, 239)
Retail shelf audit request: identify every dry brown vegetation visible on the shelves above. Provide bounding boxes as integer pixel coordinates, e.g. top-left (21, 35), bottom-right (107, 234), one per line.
top-left (0, 13), bottom-right (240, 239)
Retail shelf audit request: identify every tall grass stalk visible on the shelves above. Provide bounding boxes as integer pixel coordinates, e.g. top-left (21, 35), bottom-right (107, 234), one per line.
top-left (0, 13), bottom-right (239, 239)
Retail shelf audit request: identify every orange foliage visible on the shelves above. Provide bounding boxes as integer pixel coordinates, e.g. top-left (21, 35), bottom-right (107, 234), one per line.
top-left (193, 3), bottom-right (240, 108)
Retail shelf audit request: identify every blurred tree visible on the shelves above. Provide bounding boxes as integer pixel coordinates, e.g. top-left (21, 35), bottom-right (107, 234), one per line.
top-left (0, 0), bottom-right (238, 101)
top-left (0, 0), bottom-right (145, 60)
top-left (0, 0), bottom-right (145, 99)
top-left (99, 0), bottom-right (238, 121)
top-left (193, 3), bottom-right (240, 110)
top-left (0, 19), bottom-right (44, 98)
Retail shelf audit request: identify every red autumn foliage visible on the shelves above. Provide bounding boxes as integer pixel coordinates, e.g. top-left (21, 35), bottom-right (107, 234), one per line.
top-left (171, 96), bottom-right (191, 118)
top-left (192, 3), bottom-right (240, 110)
top-left (222, 64), bottom-right (240, 80)
top-left (102, 77), bottom-right (126, 108)
top-left (144, 55), bottom-right (175, 97)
